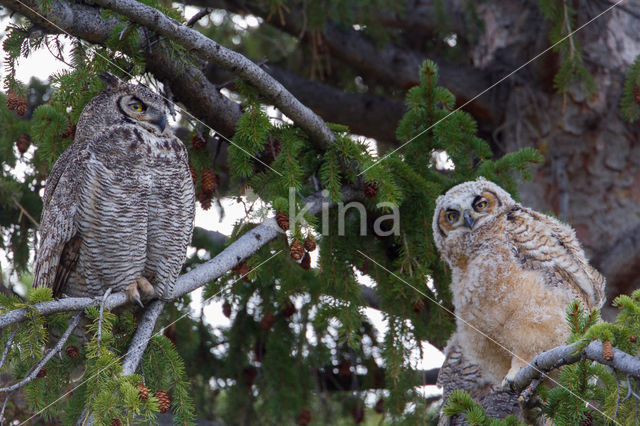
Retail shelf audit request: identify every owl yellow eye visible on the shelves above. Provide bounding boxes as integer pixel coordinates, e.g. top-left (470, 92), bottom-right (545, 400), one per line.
top-left (129, 103), bottom-right (145, 112)
top-left (474, 200), bottom-right (488, 211)
top-left (445, 210), bottom-right (459, 223)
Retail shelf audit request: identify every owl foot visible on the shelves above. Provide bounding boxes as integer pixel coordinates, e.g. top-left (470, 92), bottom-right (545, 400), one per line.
top-left (125, 277), bottom-right (156, 307)
top-left (501, 357), bottom-right (528, 390)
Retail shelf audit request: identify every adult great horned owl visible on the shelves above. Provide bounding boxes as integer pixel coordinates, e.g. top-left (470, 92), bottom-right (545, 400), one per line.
top-left (33, 74), bottom-right (195, 305)
top-left (432, 177), bottom-right (605, 390)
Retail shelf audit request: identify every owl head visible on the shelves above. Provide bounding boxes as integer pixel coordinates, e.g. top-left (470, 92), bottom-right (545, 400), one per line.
top-left (75, 73), bottom-right (171, 142)
top-left (432, 177), bottom-right (515, 253)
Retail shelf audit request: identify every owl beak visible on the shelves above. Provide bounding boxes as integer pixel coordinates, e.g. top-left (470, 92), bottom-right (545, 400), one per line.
top-left (149, 108), bottom-right (167, 133)
top-left (463, 210), bottom-right (476, 229)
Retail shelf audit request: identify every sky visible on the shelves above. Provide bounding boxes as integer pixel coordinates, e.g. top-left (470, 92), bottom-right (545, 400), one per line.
top-left (0, 6), bottom-right (444, 399)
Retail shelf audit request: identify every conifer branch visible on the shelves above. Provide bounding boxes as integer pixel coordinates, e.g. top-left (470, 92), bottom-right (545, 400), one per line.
top-left (512, 340), bottom-right (640, 393)
top-left (0, 187), bottom-right (360, 330)
top-left (91, 0), bottom-right (336, 150)
top-left (0, 312), bottom-right (82, 393)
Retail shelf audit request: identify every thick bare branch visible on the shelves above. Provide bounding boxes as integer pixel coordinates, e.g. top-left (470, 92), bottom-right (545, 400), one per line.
top-left (91, 0), bottom-right (336, 150)
top-left (1, 0), bottom-right (242, 138)
top-left (121, 300), bottom-right (166, 375)
top-left (512, 340), bottom-right (640, 393)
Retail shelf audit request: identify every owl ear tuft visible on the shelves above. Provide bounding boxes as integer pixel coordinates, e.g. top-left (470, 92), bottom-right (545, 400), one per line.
top-left (98, 72), bottom-right (121, 89)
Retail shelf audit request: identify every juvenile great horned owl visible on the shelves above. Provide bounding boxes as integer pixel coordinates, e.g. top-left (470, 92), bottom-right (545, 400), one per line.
top-left (33, 74), bottom-right (195, 305)
top-left (432, 177), bottom-right (605, 390)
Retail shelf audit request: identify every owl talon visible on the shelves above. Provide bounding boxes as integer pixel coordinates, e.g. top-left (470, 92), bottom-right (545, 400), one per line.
top-left (136, 277), bottom-right (155, 300)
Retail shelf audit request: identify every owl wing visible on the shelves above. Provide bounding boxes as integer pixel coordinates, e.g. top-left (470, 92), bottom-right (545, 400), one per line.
top-left (33, 146), bottom-right (89, 297)
top-left (503, 205), bottom-right (605, 309)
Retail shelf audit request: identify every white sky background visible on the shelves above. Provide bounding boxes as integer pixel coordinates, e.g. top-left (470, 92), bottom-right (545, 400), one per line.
top-left (0, 6), bottom-right (444, 399)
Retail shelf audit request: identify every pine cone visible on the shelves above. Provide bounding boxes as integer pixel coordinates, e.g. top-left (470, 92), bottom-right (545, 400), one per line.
top-left (374, 398), bottom-right (384, 414)
top-left (279, 301), bottom-right (296, 318)
top-left (581, 411), bottom-right (593, 426)
top-left (191, 133), bottom-right (207, 151)
top-left (364, 182), bottom-right (378, 199)
top-left (111, 419), bottom-right (122, 426)
top-left (188, 163), bottom-right (197, 186)
top-left (260, 312), bottom-right (275, 331)
top-left (37, 367), bottom-right (47, 378)
top-left (276, 212), bottom-right (289, 231)
top-left (290, 240), bottom-right (305, 261)
top-left (201, 168), bottom-right (218, 194)
top-left (222, 301), bottom-right (232, 318)
top-left (137, 382), bottom-right (149, 401)
top-left (303, 236), bottom-right (316, 252)
top-left (61, 123), bottom-right (76, 139)
top-left (232, 261), bottom-right (250, 282)
top-left (6, 91), bottom-right (20, 110)
top-left (351, 403), bottom-right (365, 424)
top-left (602, 340), bottom-right (614, 361)
top-left (15, 103), bottom-right (27, 117)
top-left (300, 252), bottom-right (311, 270)
top-left (631, 335), bottom-right (637, 343)
top-left (16, 133), bottom-right (31, 155)
top-left (296, 409), bottom-right (311, 426)
top-left (65, 345), bottom-right (79, 358)
top-left (155, 390), bottom-right (171, 413)
top-left (198, 191), bottom-right (213, 210)
top-left (634, 85), bottom-right (640, 105)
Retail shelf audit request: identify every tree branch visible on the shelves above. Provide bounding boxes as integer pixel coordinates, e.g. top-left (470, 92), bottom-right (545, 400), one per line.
top-left (121, 300), bottom-right (166, 375)
top-left (512, 340), bottom-right (640, 394)
top-left (0, 187), bottom-right (361, 330)
top-left (1, 0), bottom-right (243, 139)
top-left (91, 0), bottom-right (336, 150)
top-left (205, 63), bottom-right (406, 150)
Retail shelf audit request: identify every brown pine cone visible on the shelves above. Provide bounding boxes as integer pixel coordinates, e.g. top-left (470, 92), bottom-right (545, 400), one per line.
top-left (296, 409), bottom-right (311, 426)
top-left (111, 419), bottom-right (122, 426)
top-left (188, 163), bottom-right (197, 186)
top-left (231, 261), bottom-right (250, 282)
top-left (634, 85), bottom-right (640, 105)
top-left (631, 335), bottom-right (637, 343)
top-left (276, 212), bottom-right (289, 231)
top-left (61, 123), bottom-right (76, 139)
top-left (364, 182), bottom-right (378, 199)
top-left (260, 312), bottom-right (275, 331)
top-left (374, 398), bottom-right (384, 414)
top-left (581, 411), bottom-right (593, 426)
top-left (198, 191), bottom-right (213, 210)
top-left (303, 236), bottom-right (316, 252)
top-left (15, 103), bottom-right (27, 117)
top-left (65, 345), bottom-right (79, 358)
top-left (602, 340), bottom-right (614, 361)
top-left (192, 133), bottom-right (207, 150)
top-left (300, 252), bottom-right (311, 270)
top-left (279, 301), bottom-right (296, 318)
top-left (137, 382), bottom-right (149, 401)
top-left (155, 390), bottom-right (171, 413)
top-left (37, 367), bottom-right (47, 378)
top-left (290, 240), bottom-right (305, 261)
top-left (6, 91), bottom-right (20, 110)
top-left (222, 301), bottom-right (232, 318)
top-left (16, 133), bottom-right (31, 155)
top-left (201, 168), bottom-right (218, 194)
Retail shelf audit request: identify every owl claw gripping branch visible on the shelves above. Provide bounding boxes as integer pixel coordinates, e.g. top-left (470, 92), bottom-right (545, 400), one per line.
top-left (32, 73), bottom-right (195, 308)
top-left (432, 177), bottom-right (605, 392)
